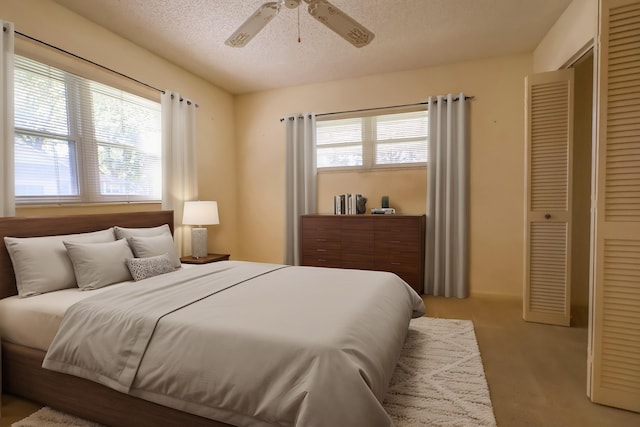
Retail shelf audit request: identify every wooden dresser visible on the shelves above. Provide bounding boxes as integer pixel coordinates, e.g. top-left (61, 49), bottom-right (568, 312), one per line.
top-left (300, 214), bottom-right (426, 294)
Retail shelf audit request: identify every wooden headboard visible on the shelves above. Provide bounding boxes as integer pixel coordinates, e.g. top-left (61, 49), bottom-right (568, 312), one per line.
top-left (0, 210), bottom-right (174, 299)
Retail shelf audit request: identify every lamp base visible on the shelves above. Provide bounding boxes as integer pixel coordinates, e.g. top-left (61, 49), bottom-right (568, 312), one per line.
top-left (191, 227), bottom-right (208, 258)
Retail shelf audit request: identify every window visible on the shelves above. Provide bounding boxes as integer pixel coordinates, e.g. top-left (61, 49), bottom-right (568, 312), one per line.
top-left (14, 56), bottom-right (161, 204)
top-left (316, 109), bottom-right (428, 170)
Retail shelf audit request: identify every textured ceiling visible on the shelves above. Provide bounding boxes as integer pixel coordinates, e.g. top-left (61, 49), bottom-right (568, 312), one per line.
top-left (52, 0), bottom-right (572, 94)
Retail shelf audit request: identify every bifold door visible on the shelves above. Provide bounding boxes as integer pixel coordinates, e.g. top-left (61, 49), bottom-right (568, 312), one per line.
top-left (589, 0), bottom-right (640, 412)
top-left (524, 69), bottom-right (574, 326)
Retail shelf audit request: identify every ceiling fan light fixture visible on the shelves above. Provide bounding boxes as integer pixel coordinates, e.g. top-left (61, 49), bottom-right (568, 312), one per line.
top-left (284, 0), bottom-right (301, 9)
top-left (225, 2), bottom-right (281, 47)
top-left (307, 0), bottom-right (374, 48)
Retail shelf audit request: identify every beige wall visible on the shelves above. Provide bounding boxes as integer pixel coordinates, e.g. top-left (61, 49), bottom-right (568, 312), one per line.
top-left (236, 54), bottom-right (532, 298)
top-left (317, 169), bottom-right (426, 215)
top-left (534, 0), bottom-right (598, 72)
top-left (2, 1), bottom-right (569, 299)
top-left (1, 0), bottom-right (238, 256)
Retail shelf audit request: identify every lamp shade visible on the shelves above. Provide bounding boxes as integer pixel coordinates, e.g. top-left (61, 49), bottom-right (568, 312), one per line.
top-left (182, 201), bottom-right (220, 226)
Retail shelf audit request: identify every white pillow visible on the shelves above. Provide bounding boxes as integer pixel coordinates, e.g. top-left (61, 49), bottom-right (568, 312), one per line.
top-left (126, 253), bottom-right (175, 281)
top-left (114, 224), bottom-right (172, 239)
top-left (64, 239), bottom-right (134, 291)
top-left (4, 228), bottom-right (115, 297)
top-left (127, 234), bottom-right (181, 268)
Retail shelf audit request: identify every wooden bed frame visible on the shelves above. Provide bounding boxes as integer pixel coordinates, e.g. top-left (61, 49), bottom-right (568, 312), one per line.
top-left (0, 211), bottom-right (232, 427)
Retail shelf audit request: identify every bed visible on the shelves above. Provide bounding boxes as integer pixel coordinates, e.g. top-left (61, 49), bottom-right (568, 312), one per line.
top-left (0, 210), bottom-right (425, 427)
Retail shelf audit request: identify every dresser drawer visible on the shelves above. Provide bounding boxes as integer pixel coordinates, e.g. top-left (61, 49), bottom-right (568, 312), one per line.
top-left (393, 271), bottom-right (420, 291)
top-left (303, 240), bottom-right (341, 255)
top-left (303, 235), bottom-right (341, 250)
top-left (303, 229), bottom-right (341, 242)
top-left (374, 253), bottom-right (421, 272)
top-left (374, 238), bottom-right (420, 254)
top-left (302, 218), bottom-right (341, 236)
top-left (374, 258), bottom-right (420, 290)
top-left (341, 217), bottom-right (374, 232)
top-left (374, 217), bottom-right (421, 232)
top-left (302, 254), bottom-right (341, 268)
top-left (340, 217), bottom-right (373, 269)
top-left (342, 252), bottom-right (374, 270)
top-left (375, 226), bottom-right (420, 245)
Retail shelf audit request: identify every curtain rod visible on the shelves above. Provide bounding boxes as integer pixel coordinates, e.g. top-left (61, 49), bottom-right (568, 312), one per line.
top-left (12, 29), bottom-right (199, 107)
top-left (13, 30), bottom-right (165, 94)
top-left (279, 96), bottom-right (473, 122)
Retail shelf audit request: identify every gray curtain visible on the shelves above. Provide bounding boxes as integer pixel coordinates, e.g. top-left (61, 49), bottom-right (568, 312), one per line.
top-left (425, 93), bottom-right (470, 297)
top-left (284, 113), bottom-right (317, 265)
top-left (161, 91), bottom-right (198, 256)
top-left (1, 20), bottom-right (15, 217)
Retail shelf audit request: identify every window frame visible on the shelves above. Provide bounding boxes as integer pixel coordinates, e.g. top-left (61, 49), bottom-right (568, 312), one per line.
top-left (13, 54), bottom-right (162, 206)
top-left (316, 107), bottom-right (428, 172)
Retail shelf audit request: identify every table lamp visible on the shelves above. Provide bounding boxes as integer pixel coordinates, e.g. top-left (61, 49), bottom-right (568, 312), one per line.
top-left (182, 201), bottom-right (220, 258)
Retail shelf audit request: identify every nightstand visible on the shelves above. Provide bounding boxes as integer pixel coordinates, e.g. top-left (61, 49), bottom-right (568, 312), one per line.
top-left (180, 253), bottom-right (230, 264)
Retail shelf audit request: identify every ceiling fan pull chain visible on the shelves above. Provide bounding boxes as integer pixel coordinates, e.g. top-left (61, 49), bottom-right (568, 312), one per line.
top-left (298, 6), bottom-right (301, 43)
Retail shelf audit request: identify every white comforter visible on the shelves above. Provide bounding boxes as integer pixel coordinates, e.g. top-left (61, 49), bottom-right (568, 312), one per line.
top-left (43, 261), bottom-right (425, 427)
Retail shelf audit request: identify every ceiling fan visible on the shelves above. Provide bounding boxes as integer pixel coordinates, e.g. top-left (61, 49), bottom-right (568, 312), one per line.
top-left (225, 0), bottom-right (375, 48)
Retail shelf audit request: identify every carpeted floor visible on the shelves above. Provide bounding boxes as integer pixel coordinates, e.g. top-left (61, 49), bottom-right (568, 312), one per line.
top-left (13, 317), bottom-right (496, 427)
top-left (11, 409), bottom-right (101, 427)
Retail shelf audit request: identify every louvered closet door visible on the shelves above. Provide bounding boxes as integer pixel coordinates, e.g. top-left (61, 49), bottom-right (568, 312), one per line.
top-left (590, 0), bottom-right (640, 412)
top-left (524, 69), bottom-right (574, 326)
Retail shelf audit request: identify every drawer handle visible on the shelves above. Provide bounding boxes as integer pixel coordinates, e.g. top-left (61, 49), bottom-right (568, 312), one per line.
top-left (391, 262), bottom-right (401, 265)
top-left (318, 259), bottom-right (326, 262)
top-left (316, 238), bottom-right (327, 242)
top-left (316, 249), bottom-right (327, 252)
top-left (390, 240), bottom-right (401, 243)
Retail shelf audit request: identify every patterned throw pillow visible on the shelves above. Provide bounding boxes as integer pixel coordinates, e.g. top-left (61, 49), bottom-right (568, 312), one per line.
top-left (126, 253), bottom-right (175, 281)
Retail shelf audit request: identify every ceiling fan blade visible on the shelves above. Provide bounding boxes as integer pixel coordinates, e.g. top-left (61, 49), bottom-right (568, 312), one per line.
top-left (306, 0), bottom-right (374, 48)
top-left (225, 2), bottom-right (281, 48)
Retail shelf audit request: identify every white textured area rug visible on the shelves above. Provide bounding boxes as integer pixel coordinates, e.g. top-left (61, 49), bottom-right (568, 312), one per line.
top-left (13, 317), bottom-right (496, 427)
top-left (385, 317), bottom-right (496, 426)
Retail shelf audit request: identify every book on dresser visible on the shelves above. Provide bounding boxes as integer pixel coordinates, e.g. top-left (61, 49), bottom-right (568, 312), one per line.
top-left (300, 214), bottom-right (426, 294)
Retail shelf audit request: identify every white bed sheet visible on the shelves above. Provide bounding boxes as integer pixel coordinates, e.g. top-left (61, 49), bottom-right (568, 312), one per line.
top-left (0, 265), bottom-right (194, 351)
top-left (0, 281), bottom-right (132, 351)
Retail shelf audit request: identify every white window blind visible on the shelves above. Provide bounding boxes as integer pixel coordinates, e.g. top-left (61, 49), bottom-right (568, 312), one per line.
top-left (14, 55), bottom-right (161, 204)
top-left (316, 109), bottom-right (428, 170)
